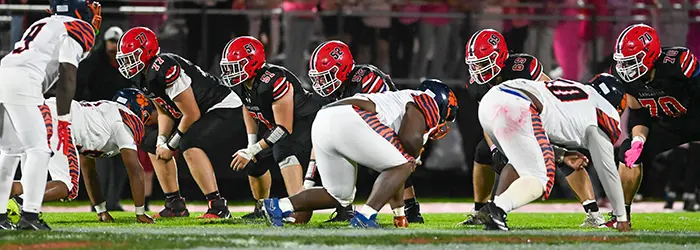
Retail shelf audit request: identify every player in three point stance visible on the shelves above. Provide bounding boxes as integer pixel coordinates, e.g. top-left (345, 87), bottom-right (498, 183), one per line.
top-left (117, 27), bottom-right (246, 219)
top-left (9, 89), bottom-right (155, 224)
top-left (260, 80), bottom-right (458, 228)
top-left (220, 36), bottom-right (319, 220)
top-left (306, 40), bottom-right (424, 224)
top-left (461, 29), bottom-right (605, 228)
top-left (608, 24), bottom-right (700, 228)
top-left (0, 0), bottom-right (101, 230)
top-left (476, 76), bottom-right (630, 232)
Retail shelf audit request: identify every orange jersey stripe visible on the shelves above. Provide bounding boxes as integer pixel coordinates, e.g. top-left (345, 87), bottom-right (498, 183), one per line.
top-left (64, 20), bottom-right (95, 52)
top-left (65, 125), bottom-right (80, 200)
top-left (411, 93), bottom-right (440, 130)
top-left (353, 106), bottom-right (414, 161)
top-left (119, 109), bottom-right (146, 146)
top-left (38, 104), bottom-right (53, 149)
top-left (596, 108), bottom-right (621, 144)
top-left (530, 105), bottom-right (556, 200)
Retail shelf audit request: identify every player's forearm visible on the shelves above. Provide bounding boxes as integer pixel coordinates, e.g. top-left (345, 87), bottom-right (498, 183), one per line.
top-left (631, 125), bottom-right (649, 141)
top-left (242, 106), bottom-right (259, 135)
top-left (483, 131), bottom-right (494, 148)
top-left (56, 63), bottom-right (77, 116)
top-left (80, 156), bottom-right (105, 206)
top-left (176, 112), bottom-right (200, 134)
top-left (122, 150), bottom-right (146, 207)
top-left (157, 105), bottom-right (175, 137)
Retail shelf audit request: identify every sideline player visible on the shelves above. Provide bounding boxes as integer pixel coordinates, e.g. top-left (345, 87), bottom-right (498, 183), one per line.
top-left (305, 40), bottom-right (425, 223)
top-left (0, 0), bottom-right (101, 230)
top-left (608, 24), bottom-right (700, 228)
top-left (461, 29), bottom-right (605, 227)
top-left (220, 36), bottom-right (319, 220)
top-left (9, 89), bottom-right (155, 224)
top-left (476, 77), bottom-right (630, 232)
top-left (117, 27), bottom-right (246, 219)
top-left (260, 80), bottom-right (458, 228)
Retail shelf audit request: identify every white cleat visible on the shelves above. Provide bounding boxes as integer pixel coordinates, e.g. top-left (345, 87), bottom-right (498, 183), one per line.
top-left (580, 211), bottom-right (606, 228)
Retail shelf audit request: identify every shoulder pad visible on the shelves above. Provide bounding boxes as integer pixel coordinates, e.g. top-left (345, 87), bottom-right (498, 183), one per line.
top-left (350, 64), bottom-right (393, 94)
top-left (658, 47), bottom-right (698, 79)
top-left (147, 55), bottom-right (182, 87)
top-left (506, 53), bottom-right (543, 80)
top-left (258, 65), bottom-right (291, 100)
top-left (63, 19), bottom-right (95, 53)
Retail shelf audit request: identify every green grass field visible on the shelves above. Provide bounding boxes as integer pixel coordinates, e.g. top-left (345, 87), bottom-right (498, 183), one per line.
top-left (3, 211), bottom-right (700, 249)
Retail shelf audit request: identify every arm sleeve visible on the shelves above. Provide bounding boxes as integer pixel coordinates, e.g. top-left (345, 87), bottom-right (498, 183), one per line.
top-left (584, 125), bottom-right (628, 222)
top-left (113, 123), bottom-right (138, 151)
top-left (57, 35), bottom-right (85, 68)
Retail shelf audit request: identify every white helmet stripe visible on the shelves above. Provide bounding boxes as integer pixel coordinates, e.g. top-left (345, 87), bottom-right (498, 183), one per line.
top-left (310, 41), bottom-right (329, 71)
top-left (468, 30), bottom-right (484, 55)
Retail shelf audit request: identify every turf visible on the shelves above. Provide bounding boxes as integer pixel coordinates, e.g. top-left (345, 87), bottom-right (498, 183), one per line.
top-left (2, 212), bottom-right (700, 249)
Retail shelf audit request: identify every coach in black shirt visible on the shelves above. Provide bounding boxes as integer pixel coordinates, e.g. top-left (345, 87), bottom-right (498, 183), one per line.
top-left (76, 26), bottom-right (134, 101)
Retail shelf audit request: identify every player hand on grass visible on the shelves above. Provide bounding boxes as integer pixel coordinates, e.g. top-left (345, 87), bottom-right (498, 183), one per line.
top-left (137, 214), bottom-right (155, 224)
top-left (563, 151), bottom-right (589, 170)
top-left (98, 211), bottom-right (114, 222)
top-left (616, 221), bottom-right (632, 232)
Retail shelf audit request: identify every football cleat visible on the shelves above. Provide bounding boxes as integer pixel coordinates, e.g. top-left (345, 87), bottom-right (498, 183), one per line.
top-left (325, 205), bottom-right (354, 223)
top-left (7, 196), bottom-right (22, 224)
top-left (683, 196), bottom-right (699, 212)
top-left (405, 202), bottom-right (424, 224)
top-left (604, 212), bottom-right (632, 229)
top-left (197, 199), bottom-right (231, 219)
top-left (580, 211), bottom-right (606, 228)
top-left (393, 216), bottom-right (408, 228)
top-left (349, 211), bottom-right (380, 228)
top-left (260, 198), bottom-right (285, 227)
top-left (241, 201), bottom-right (265, 220)
top-left (0, 220), bottom-right (16, 230)
top-left (458, 210), bottom-right (484, 226)
top-left (478, 202), bottom-right (509, 231)
top-left (153, 197), bottom-right (190, 218)
top-left (16, 217), bottom-right (51, 231)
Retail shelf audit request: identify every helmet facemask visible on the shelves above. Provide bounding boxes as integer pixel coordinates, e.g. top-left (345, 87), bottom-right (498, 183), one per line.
top-left (466, 51), bottom-right (501, 85)
top-left (614, 51), bottom-right (648, 83)
top-left (220, 58), bottom-right (250, 87)
top-left (116, 48), bottom-right (145, 79)
top-left (309, 66), bottom-right (342, 97)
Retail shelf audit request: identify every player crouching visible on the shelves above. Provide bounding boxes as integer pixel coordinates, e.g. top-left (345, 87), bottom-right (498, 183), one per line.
top-left (260, 80), bottom-right (458, 228)
top-left (8, 89), bottom-right (155, 225)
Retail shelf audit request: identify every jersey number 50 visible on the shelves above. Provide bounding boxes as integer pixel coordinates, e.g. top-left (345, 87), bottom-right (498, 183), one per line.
top-left (638, 97), bottom-right (687, 117)
top-left (545, 79), bottom-right (589, 102)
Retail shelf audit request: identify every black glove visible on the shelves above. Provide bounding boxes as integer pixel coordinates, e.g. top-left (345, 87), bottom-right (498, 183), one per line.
top-left (490, 147), bottom-right (509, 175)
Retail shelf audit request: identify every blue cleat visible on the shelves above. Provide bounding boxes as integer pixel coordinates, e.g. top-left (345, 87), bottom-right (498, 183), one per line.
top-left (349, 211), bottom-right (380, 228)
top-left (260, 198), bottom-right (285, 227)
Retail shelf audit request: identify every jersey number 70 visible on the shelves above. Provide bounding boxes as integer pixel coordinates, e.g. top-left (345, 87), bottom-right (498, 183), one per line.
top-left (638, 97), bottom-right (687, 117)
top-left (545, 79), bottom-right (589, 102)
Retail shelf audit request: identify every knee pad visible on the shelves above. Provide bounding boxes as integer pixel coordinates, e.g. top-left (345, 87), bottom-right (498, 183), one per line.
top-left (404, 175), bottom-right (414, 188)
top-left (0, 148), bottom-right (23, 157)
top-left (559, 163), bottom-right (576, 176)
top-left (278, 155), bottom-right (300, 169)
top-left (326, 186), bottom-right (356, 207)
top-left (246, 158), bottom-right (271, 177)
top-left (474, 139), bottom-right (493, 165)
top-left (141, 130), bottom-right (158, 154)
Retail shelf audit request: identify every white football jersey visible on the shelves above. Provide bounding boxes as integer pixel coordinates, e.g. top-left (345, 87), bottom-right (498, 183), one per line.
top-left (498, 78), bottom-right (621, 147)
top-left (45, 98), bottom-right (143, 158)
top-left (0, 15), bottom-right (94, 105)
top-left (353, 89), bottom-right (441, 136)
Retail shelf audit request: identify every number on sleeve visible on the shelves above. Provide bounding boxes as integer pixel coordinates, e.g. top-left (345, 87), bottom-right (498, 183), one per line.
top-left (12, 23), bottom-right (47, 54)
top-left (545, 79), bottom-right (589, 102)
top-left (153, 97), bottom-right (183, 119)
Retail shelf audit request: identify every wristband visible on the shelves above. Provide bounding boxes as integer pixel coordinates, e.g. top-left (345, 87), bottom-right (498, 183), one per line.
top-left (247, 142), bottom-right (263, 156)
top-left (157, 135), bottom-right (168, 146)
top-left (135, 205), bottom-right (146, 215)
top-left (94, 201), bottom-right (107, 214)
top-left (489, 144), bottom-right (497, 151)
top-left (167, 129), bottom-right (183, 150)
top-left (247, 134), bottom-right (258, 146)
top-left (632, 136), bottom-right (646, 143)
top-left (263, 125), bottom-right (290, 146)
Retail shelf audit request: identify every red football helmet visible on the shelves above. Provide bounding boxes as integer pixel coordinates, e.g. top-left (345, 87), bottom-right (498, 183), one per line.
top-left (613, 24), bottom-right (661, 82)
top-left (116, 27), bottom-right (160, 79)
top-left (220, 36), bottom-right (266, 87)
top-left (465, 29), bottom-right (509, 85)
top-left (308, 40), bottom-right (354, 97)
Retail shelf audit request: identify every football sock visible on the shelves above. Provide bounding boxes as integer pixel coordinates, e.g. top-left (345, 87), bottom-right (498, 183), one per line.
top-left (0, 153), bottom-right (20, 216)
top-left (474, 202), bottom-right (487, 211)
top-left (164, 191), bottom-right (181, 201)
top-left (359, 205), bottom-right (378, 219)
top-left (205, 191), bottom-right (222, 201)
top-left (625, 205), bottom-right (631, 221)
top-left (278, 198), bottom-right (294, 214)
top-left (404, 197), bottom-right (417, 207)
top-left (582, 199), bottom-right (599, 213)
top-left (21, 149), bottom-right (51, 214)
top-left (493, 176), bottom-right (543, 213)
top-left (0, 213), bottom-right (7, 221)
top-left (144, 196), bottom-right (151, 211)
top-left (23, 212), bottom-right (39, 221)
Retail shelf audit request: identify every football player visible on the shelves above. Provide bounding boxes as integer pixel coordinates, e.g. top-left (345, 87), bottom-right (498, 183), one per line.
top-left (305, 41), bottom-right (425, 224)
top-left (476, 76), bottom-right (630, 232)
top-left (461, 29), bottom-right (605, 228)
top-left (608, 24), bottom-right (700, 228)
top-left (117, 27), bottom-right (246, 219)
top-left (0, 0), bottom-right (101, 230)
top-left (259, 80), bottom-right (458, 228)
top-left (9, 89), bottom-right (155, 224)
top-left (220, 36), bottom-right (319, 220)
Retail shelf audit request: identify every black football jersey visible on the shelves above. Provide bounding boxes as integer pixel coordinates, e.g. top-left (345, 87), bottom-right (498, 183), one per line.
top-left (138, 53), bottom-right (233, 119)
top-left (318, 64), bottom-right (397, 104)
top-left (613, 47), bottom-right (700, 130)
top-left (233, 64), bottom-right (317, 130)
top-left (467, 53), bottom-right (544, 102)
